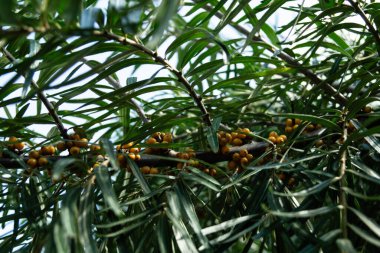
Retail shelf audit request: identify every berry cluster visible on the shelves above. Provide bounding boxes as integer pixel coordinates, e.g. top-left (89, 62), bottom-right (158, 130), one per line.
top-left (6, 136), bottom-right (25, 152)
top-left (217, 128), bottom-right (253, 154)
top-left (145, 132), bottom-right (173, 154)
top-left (116, 142), bottom-right (141, 168)
top-left (227, 148), bottom-right (254, 173)
top-left (267, 131), bottom-right (287, 145)
top-left (27, 146), bottom-right (56, 169)
top-left (176, 149), bottom-right (217, 176)
top-left (284, 118), bottom-right (322, 135)
top-left (139, 166), bottom-right (159, 174)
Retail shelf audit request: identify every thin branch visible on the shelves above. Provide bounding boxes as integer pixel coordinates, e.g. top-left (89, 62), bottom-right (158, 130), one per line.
top-left (347, 0), bottom-right (380, 56)
top-left (1, 47), bottom-right (69, 140)
top-left (0, 141), bottom-right (269, 168)
top-left (339, 119), bottom-right (348, 240)
top-left (80, 58), bottom-right (150, 124)
top-left (197, 1), bottom-right (348, 106)
top-left (93, 30), bottom-right (212, 126)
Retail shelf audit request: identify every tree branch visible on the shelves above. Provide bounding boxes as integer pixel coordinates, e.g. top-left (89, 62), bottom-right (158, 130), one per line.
top-left (93, 30), bottom-right (212, 126)
top-left (1, 47), bottom-right (69, 140)
top-left (347, 0), bottom-right (380, 56)
top-left (0, 141), bottom-right (269, 168)
top-left (197, 1), bottom-right (348, 106)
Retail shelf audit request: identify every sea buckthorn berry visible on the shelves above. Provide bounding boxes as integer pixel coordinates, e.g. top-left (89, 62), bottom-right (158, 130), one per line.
top-left (227, 160), bottom-right (237, 170)
top-left (135, 154), bottom-right (141, 161)
top-left (231, 132), bottom-right (238, 139)
top-left (38, 157), bottom-right (49, 166)
top-left (315, 124), bottom-right (322, 130)
top-left (239, 149), bottom-right (248, 157)
top-left (277, 172), bottom-right (287, 181)
top-left (9, 136), bottom-right (18, 143)
top-left (146, 137), bottom-right (157, 144)
top-left (90, 144), bottom-right (101, 152)
top-left (246, 154), bottom-right (253, 161)
top-left (295, 119), bottom-right (302, 125)
top-left (219, 138), bottom-right (228, 146)
top-left (268, 136), bottom-right (277, 144)
top-left (117, 154), bottom-right (125, 162)
top-left (128, 153), bottom-right (136, 160)
top-left (66, 141), bottom-right (74, 148)
top-left (285, 118), bottom-right (293, 127)
top-left (57, 142), bottom-right (66, 151)
top-left (116, 144), bottom-right (121, 151)
top-left (225, 133), bottom-right (232, 142)
top-left (69, 146), bottom-right (80, 155)
top-left (122, 142), bottom-right (134, 149)
top-left (14, 142), bottom-right (25, 151)
top-left (232, 138), bottom-right (243, 146)
top-left (182, 153), bottom-right (190, 160)
top-left (27, 158), bottom-right (38, 168)
top-left (40, 146), bottom-right (49, 155)
top-left (276, 136), bottom-right (285, 144)
top-left (242, 128), bottom-right (251, 133)
top-left (149, 167), bottom-right (159, 174)
top-left (210, 168), bottom-right (217, 177)
top-left (293, 124), bottom-right (299, 130)
top-left (363, 105), bottom-right (372, 113)
top-left (163, 134), bottom-right (172, 143)
top-left (29, 150), bottom-right (40, 159)
top-left (232, 153), bottom-right (240, 161)
top-left (47, 145), bottom-right (56, 155)
top-left (129, 147), bottom-right (140, 154)
top-left (177, 163), bottom-right (184, 169)
top-left (269, 131), bottom-right (278, 138)
top-left (203, 168), bottom-right (210, 174)
top-left (237, 133), bottom-right (246, 139)
top-left (72, 134), bottom-right (80, 141)
top-left (221, 145), bottom-right (230, 154)
top-left (279, 135), bottom-right (287, 141)
top-left (306, 124), bottom-right (315, 131)
top-left (140, 166), bottom-right (151, 174)
top-left (76, 138), bottom-right (88, 148)
top-left (285, 126), bottom-right (293, 133)
top-left (288, 177), bottom-right (296, 188)
top-left (240, 157), bottom-right (249, 165)
top-left (315, 139), bottom-right (324, 147)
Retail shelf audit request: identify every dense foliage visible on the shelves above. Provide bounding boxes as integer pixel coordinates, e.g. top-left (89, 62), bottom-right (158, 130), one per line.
top-left (1, 0), bottom-right (380, 252)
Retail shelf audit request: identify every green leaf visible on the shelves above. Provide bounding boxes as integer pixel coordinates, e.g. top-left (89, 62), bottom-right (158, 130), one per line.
top-left (127, 158), bottom-right (152, 195)
top-left (95, 165), bottom-right (124, 217)
top-left (336, 239), bottom-right (358, 253)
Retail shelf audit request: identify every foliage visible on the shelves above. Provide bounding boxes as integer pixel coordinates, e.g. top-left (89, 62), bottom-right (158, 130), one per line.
top-left (1, 0), bottom-right (380, 252)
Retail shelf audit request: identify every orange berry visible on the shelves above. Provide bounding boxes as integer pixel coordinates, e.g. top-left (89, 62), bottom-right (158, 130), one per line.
top-left (47, 145), bottom-right (56, 155)
top-left (219, 137), bottom-right (228, 146)
top-left (14, 142), bottom-right (25, 151)
top-left (135, 154), bottom-right (141, 160)
top-left (69, 146), bottom-right (80, 155)
top-left (285, 118), bottom-right (293, 127)
top-left (269, 131), bottom-right (278, 138)
top-left (38, 157), bottom-right (49, 166)
top-left (239, 149), bottom-right (248, 157)
top-left (122, 142), bottom-right (134, 149)
top-left (72, 134), bottom-right (80, 140)
top-left (295, 119), bottom-right (301, 125)
top-left (116, 144), bottom-right (121, 151)
top-left (40, 146), bottom-right (49, 155)
top-left (293, 124), bottom-right (299, 130)
top-left (66, 141), bottom-right (74, 148)
top-left (27, 158), bottom-right (38, 168)
top-left (315, 139), bottom-right (324, 147)
top-left (246, 154), bottom-right (253, 161)
top-left (285, 126), bottom-right (293, 133)
top-left (163, 134), bottom-right (172, 143)
top-left (227, 160), bottom-right (237, 170)
top-left (221, 145), bottom-right (230, 154)
top-left (129, 147), bottom-right (140, 154)
top-left (242, 128), bottom-right (251, 133)
top-left (237, 133), bottom-right (246, 139)
top-left (90, 144), bottom-right (101, 152)
top-left (240, 157), bottom-right (249, 165)
top-left (177, 163), bottom-right (184, 169)
top-left (279, 135), bottom-right (287, 141)
top-left (29, 150), bottom-right (40, 159)
top-left (232, 138), bottom-right (243, 146)
top-left (276, 136), bottom-right (285, 144)
top-left (231, 132), bottom-right (238, 139)
top-left (210, 168), bottom-right (217, 176)
top-left (149, 167), bottom-right (159, 174)
top-left (146, 137), bottom-right (157, 144)
top-left (56, 142), bottom-right (66, 151)
top-left (128, 153), bottom-right (136, 160)
top-left (117, 154), bottom-right (125, 162)
top-left (8, 136), bottom-right (18, 143)
top-left (182, 153), bottom-right (190, 160)
top-left (225, 133), bottom-right (232, 143)
top-left (232, 152), bottom-right (241, 161)
top-left (76, 138), bottom-right (88, 148)
top-left (203, 168), bottom-right (210, 174)
top-left (268, 136), bottom-right (277, 144)
top-left (363, 105), bottom-right (372, 113)
top-left (306, 124), bottom-right (315, 131)
top-left (140, 166), bottom-right (151, 174)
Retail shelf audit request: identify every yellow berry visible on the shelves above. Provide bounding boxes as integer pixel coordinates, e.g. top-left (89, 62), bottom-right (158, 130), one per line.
top-left (246, 154), bottom-right (254, 161)
top-left (285, 126), bottom-right (293, 133)
top-left (232, 138), bottom-right (243, 146)
top-left (140, 166), bottom-right (151, 174)
top-left (315, 139), bottom-right (324, 147)
top-left (279, 135), bottom-right (287, 141)
top-left (163, 133), bottom-right (173, 143)
top-left (146, 137), bottom-right (157, 144)
top-left (269, 131), bottom-right (278, 138)
top-left (276, 136), bottom-right (285, 144)
top-left (27, 158), bottom-right (38, 168)
top-left (69, 146), bottom-right (80, 155)
top-left (239, 149), bottom-right (248, 157)
top-left (221, 145), bottom-right (230, 154)
top-left (76, 138), bottom-right (88, 148)
top-left (268, 136), bottom-right (277, 144)
top-left (122, 142), bottom-right (134, 149)
top-left (295, 119), bottom-right (302, 125)
top-left (38, 157), bottom-right (49, 166)
top-left (56, 142), bottom-right (66, 151)
top-left (129, 147), bottom-right (140, 154)
top-left (210, 168), bottom-right (217, 176)
top-left (149, 167), bottom-right (159, 174)
top-left (232, 152), bottom-right (241, 161)
top-left (128, 153), bottom-right (136, 160)
top-left (14, 142), bottom-right (25, 151)
top-left (29, 150), bottom-right (40, 159)
top-left (203, 168), bottom-right (210, 174)
top-left (240, 157), bottom-right (249, 165)
top-left (90, 144), bottom-right (101, 152)
top-left (285, 118), bottom-right (293, 127)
